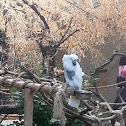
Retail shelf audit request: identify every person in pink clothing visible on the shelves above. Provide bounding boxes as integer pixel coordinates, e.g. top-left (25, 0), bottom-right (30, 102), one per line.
top-left (117, 55), bottom-right (126, 87)
top-left (114, 55), bottom-right (126, 105)
top-left (112, 55), bottom-right (126, 126)
top-left (119, 65), bottom-right (126, 78)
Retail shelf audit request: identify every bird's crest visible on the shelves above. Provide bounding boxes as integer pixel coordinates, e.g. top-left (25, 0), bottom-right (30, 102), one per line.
top-left (69, 50), bottom-right (78, 56)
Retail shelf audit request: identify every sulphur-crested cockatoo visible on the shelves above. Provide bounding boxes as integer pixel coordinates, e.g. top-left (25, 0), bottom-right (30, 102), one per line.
top-left (62, 54), bottom-right (83, 108)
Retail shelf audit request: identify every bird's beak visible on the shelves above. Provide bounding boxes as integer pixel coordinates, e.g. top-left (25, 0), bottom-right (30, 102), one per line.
top-left (72, 60), bottom-right (77, 66)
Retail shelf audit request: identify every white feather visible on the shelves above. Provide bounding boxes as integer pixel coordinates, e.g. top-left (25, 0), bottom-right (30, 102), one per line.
top-left (62, 54), bottom-right (83, 89)
top-left (68, 96), bottom-right (80, 108)
top-left (62, 54), bottom-right (78, 71)
top-left (62, 54), bottom-right (83, 108)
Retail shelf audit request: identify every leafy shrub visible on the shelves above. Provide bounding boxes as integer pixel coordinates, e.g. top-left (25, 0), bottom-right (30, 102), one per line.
top-left (11, 89), bottom-right (60, 126)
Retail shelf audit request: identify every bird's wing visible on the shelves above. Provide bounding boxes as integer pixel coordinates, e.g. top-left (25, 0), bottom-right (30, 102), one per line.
top-left (66, 71), bottom-right (75, 80)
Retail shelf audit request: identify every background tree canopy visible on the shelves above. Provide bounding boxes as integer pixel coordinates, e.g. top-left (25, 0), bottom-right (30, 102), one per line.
top-left (0, 0), bottom-right (126, 68)
top-left (0, 0), bottom-right (126, 126)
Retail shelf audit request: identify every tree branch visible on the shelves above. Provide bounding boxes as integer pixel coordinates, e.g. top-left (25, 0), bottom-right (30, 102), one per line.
top-left (18, 64), bottom-right (41, 83)
top-left (58, 17), bottom-right (73, 44)
top-left (93, 79), bottom-right (107, 102)
top-left (95, 52), bottom-right (126, 71)
top-left (22, 0), bottom-right (50, 30)
top-left (55, 29), bottom-right (80, 48)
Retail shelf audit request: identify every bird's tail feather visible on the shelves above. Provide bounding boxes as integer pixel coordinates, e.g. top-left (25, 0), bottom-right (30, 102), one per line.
top-left (68, 95), bottom-right (80, 108)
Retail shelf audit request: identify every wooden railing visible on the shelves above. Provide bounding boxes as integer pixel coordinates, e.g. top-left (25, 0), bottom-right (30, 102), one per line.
top-left (0, 76), bottom-right (62, 126)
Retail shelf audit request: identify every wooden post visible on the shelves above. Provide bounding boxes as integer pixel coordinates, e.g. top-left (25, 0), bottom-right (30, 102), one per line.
top-left (24, 88), bottom-right (33, 126)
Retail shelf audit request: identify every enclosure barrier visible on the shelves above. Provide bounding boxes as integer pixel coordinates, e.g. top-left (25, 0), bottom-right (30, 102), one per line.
top-left (0, 76), bottom-right (62, 126)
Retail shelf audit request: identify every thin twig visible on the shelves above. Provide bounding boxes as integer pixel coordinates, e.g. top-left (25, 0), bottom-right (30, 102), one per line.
top-left (93, 80), bottom-right (107, 102)
top-left (57, 17), bottom-right (73, 45)
top-left (89, 80), bottom-right (126, 89)
top-left (55, 29), bottom-right (80, 48)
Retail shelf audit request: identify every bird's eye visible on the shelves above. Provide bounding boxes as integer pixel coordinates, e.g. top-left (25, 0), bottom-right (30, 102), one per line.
top-left (72, 60), bottom-right (77, 66)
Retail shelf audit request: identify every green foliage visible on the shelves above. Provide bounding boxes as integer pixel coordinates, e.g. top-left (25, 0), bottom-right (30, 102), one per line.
top-left (10, 89), bottom-right (60, 126)
top-left (65, 118), bottom-right (87, 126)
top-left (73, 120), bottom-right (86, 126)
top-left (85, 71), bottom-right (99, 86)
top-left (32, 94), bottom-right (57, 126)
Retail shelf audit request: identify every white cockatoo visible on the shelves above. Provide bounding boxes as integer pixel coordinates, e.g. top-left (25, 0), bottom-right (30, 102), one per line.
top-left (62, 54), bottom-right (83, 108)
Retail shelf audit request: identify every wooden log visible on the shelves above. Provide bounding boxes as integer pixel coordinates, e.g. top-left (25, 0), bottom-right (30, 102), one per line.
top-left (0, 76), bottom-right (62, 94)
top-left (24, 88), bottom-right (33, 126)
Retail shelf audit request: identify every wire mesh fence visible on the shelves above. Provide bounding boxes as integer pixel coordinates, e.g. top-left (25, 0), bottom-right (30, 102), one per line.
top-left (0, 0), bottom-right (126, 125)
top-left (0, 86), bottom-right (19, 125)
